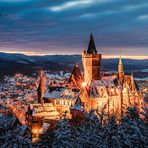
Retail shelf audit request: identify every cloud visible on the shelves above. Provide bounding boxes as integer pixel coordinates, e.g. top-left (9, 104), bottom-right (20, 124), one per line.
top-left (137, 14), bottom-right (148, 20)
top-left (0, 0), bottom-right (148, 57)
top-left (49, 0), bottom-right (115, 12)
top-left (122, 2), bottom-right (148, 11)
top-left (49, 0), bottom-right (94, 12)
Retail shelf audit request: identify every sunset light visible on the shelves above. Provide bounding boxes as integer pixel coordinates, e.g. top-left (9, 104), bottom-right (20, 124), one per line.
top-left (0, 0), bottom-right (147, 147)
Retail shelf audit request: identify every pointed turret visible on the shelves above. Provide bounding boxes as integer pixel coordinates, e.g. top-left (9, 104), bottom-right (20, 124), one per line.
top-left (87, 33), bottom-right (97, 54)
top-left (71, 96), bottom-right (84, 111)
top-left (118, 55), bottom-right (124, 84)
top-left (68, 64), bottom-right (83, 88)
top-left (37, 70), bottom-right (45, 104)
top-left (70, 96), bottom-right (84, 119)
top-left (131, 73), bottom-right (135, 90)
top-left (131, 73), bottom-right (139, 91)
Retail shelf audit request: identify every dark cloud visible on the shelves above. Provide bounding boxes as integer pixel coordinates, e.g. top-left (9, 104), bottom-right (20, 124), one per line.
top-left (0, 0), bottom-right (148, 57)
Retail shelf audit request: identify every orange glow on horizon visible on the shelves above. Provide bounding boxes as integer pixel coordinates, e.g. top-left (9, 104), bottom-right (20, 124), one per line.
top-left (0, 50), bottom-right (48, 56)
top-left (102, 55), bottom-right (148, 60)
top-left (0, 50), bottom-right (147, 59)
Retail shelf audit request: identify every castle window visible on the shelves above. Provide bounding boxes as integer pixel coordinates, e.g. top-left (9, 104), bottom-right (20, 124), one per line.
top-left (93, 60), bottom-right (99, 66)
top-left (57, 108), bottom-right (60, 112)
top-left (56, 100), bottom-right (60, 104)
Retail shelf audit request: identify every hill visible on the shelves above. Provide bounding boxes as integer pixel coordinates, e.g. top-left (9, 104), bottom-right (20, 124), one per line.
top-left (0, 52), bottom-right (147, 78)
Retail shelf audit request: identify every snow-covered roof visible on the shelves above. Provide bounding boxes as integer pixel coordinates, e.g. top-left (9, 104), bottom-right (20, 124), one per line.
top-left (89, 79), bottom-right (119, 98)
top-left (102, 75), bottom-right (117, 81)
top-left (91, 79), bottom-right (115, 87)
top-left (30, 103), bottom-right (59, 118)
top-left (44, 87), bottom-right (79, 100)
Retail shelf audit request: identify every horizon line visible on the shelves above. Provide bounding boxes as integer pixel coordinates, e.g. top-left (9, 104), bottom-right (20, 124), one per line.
top-left (0, 51), bottom-right (148, 60)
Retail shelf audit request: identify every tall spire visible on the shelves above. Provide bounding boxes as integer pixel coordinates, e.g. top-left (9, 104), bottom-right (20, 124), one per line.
top-left (87, 33), bottom-right (97, 54)
top-left (119, 55), bottom-right (122, 65)
top-left (37, 70), bottom-right (45, 104)
top-left (118, 54), bottom-right (124, 84)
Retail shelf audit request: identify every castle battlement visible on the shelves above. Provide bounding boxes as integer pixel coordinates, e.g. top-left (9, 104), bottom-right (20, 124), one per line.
top-left (82, 51), bottom-right (102, 58)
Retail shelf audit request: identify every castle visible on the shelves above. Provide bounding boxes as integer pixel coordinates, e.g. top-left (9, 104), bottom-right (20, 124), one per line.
top-left (26, 34), bottom-right (144, 141)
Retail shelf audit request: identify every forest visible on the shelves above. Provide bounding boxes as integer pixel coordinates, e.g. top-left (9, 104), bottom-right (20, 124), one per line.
top-left (0, 106), bottom-right (148, 148)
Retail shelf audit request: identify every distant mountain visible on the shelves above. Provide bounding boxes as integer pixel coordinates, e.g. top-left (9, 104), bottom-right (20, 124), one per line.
top-left (0, 52), bottom-right (147, 78)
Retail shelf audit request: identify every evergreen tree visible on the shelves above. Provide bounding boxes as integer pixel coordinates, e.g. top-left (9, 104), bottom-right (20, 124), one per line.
top-left (118, 106), bottom-right (148, 147)
top-left (52, 119), bottom-right (74, 148)
top-left (74, 110), bottom-right (104, 148)
top-left (0, 115), bottom-right (32, 148)
top-left (102, 116), bottom-right (120, 148)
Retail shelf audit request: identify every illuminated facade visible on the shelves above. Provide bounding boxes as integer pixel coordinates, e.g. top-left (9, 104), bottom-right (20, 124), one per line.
top-left (26, 34), bottom-right (144, 141)
top-left (42, 34), bottom-right (144, 118)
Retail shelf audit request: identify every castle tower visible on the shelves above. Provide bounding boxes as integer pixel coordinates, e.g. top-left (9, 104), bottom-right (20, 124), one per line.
top-left (37, 70), bottom-right (45, 104)
top-left (118, 55), bottom-right (124, 84)
top-left (82, 33), bottom-right (102, 84)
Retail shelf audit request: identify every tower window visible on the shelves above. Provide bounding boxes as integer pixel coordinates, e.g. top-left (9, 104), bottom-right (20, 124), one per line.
top-left (93, 60), bottom-right (99, 66)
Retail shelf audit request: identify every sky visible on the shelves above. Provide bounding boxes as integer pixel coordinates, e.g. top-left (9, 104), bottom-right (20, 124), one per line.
top-left (0, 0), bottom-right (148, 59)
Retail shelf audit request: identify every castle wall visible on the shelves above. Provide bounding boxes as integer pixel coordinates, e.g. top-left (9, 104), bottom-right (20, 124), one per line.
top-left (86, 91), bottom-right (140, 117)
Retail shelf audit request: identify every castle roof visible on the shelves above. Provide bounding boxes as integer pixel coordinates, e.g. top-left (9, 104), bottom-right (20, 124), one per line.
top-left (89, 78), bottom-right (120, 98)
top-left (87, 33), bottom-right (97, 54)
top-left (44, 86), bottom-right (79, 100)
top-left (71, 96), bottom-right (84, 111)
top-left (68, 64), bottom-right (83, 88)
top-left (30, 103), bottom-right (59, 119)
